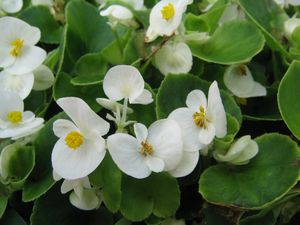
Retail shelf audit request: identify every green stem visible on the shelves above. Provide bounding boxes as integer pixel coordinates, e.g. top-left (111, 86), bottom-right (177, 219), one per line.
top-left (112, 27), bottom-right (123, 57)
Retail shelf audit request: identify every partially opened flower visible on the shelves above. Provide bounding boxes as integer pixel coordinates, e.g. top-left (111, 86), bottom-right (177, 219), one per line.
top-left (223, 64), bottom-right (267, 98)
top-left (213, 135), bottom-right (259, 165)
top-left (103, 65), bottom-right (153, 105)
top-left (169, 81), bottom-right (227, 152)
top-left (107, 119), bottom-right (183, 179)
top-left (0, 91), bottom-right (44, 140)
top-left (0, 70), bottom-right (34, 99)
top-left (154, 41), bottom-right (193, 76)
top-left (145, 0), bottom-right (193, 42)
top-left (284, 17), bottom-right (300, 39)
top-left (0, 16), bottom-right (46, 75)
top-left (32, 64), bottom-right (55, 91)
top-left (51, 97), bottom-right (110, 180)
top-left (0, 0), bottom-right (23, 13)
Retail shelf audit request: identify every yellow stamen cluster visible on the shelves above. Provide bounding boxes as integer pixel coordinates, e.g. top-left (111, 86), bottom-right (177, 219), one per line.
top-left (193, 106), bottom-right (206, 128)
top-left (161, 3), bottom-right (175, 21)
top-left (65, 131), bottom-right (84, 150)
top-left (10, 38), bottom-right (24, 57)
top-left (140, 141), bottom-right (154, 156)
top-left (7, 111), bottom-right (23, 124)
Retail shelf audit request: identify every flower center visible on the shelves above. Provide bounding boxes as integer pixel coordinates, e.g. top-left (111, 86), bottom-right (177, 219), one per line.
top-left (161, 3), bottom-right (175, 21)
top-left (7, 111), bottom-right (23, 124)
top-left (10, 38), bottom-right (24, 57)
top-left (238, 65), bottom-right (247, 76)
top-left (65, 131), bottom-right (84, 150)
top-left (193, 105), bottom-right (207, 128)
top-left (140, 140), bottom-right (154, 156)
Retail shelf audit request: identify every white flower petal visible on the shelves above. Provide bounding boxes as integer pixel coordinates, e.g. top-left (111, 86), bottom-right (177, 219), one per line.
top-left (288, 0), bottom-right (300, 5)
top-left (61, 177), bottom-right (91, 194)
top-left (169, 108), bottom-right (205, 152)
top-left (53, 170), bottom-right (62, 181)
top-left (32, 65), bottom-right (54, 91)
top-left (103, 65), bottom-right (144, 103)
top-left (245, 82), bottom-right (267, 98)
top-left (207, 81), bottom-right (227, 138)
top-left (107, 133), bottom-right (151, 179)
top-left (168, 151), bottom-right (199, 177)
top-left (284, 18), bottom-right (300, 38)
top-left (134, 123), bottom-right (148, 143)
top-left (0, 90), bottom-right (24, 121)
top-left (154, 42), bottom-right (193, 76)
top-left (145, 156), bottom-right (165, 172)
top-left (198, 122), bottom-right (216, 145)
top-left (31, 0), bottom-right (53, 7)
top-left (21, 111), bottom-right (35, 123)
top-left (96, 98), bottom-right (134, 114)
top-left (0, 71), bottom-right (34, 99)
top-left (186, 89), bottom-right (207, 113)
top-left (53, 119), bottom-right (78, 138)
top-left (56, 97), bottom-right (110, 137)
top-left (5, 46), bottom-right (46, 75)
top-left (101, 5), bottom-right (133, 20)
top-left (69, 189), bottom-right (100, 210)
top-left (51, 137), bottom-right (106, 180)
top-left (0, 47), bottom-right (15, 68)
top-left (147, 119), bottom-right (183, 171)
top-left (131, 89), bottom-right (153, 105)
top-left (1, 0), bottom-right (23, 13)
top-left (230, 139), bottom-right (258, 165)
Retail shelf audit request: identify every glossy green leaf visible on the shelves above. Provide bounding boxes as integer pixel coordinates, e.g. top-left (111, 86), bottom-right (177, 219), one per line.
top-left (0, 196), bottom-right (8, 218)
top-left (278, 61), bottom-right (300, 140)
top-left (0, 209), bottom-right (27, 225)
top-left (120, 173), bottom-right (180, 221)
top-left (156, 74), bottom-right (242, 124)
top-left (188, 21), bottom-right (265, 64)
top-left (18, 6), bottom-right (63, 44)
top-left (184, 13), bottom-right (209, 33)
top-left (199, 133), bottom-right (300, 209)
top-left (239, 0), bottom-right (289, 56)
top-left (31, 185), bottom-right (113, 225)
top-left (89, 154), bottom-right (122, 213)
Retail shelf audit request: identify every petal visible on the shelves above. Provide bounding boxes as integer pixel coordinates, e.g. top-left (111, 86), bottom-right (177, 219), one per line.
top-left (131, 89), bottom-right (153, 105)
top-left (69, 189), bottom-right (100, 210)
top-left (169, 108), bottom-right (205, 152)
top-left (21, 111), bottom-right (35, 123)
top-left (53, 119), bottom-right (78, 138)
top-left (0, 71), bottom-right (34, 99)
top-left (56, 97), bottom-right (110, 137)
top-left (1, 0), bottom-right (23, 13)
top-left (207, 81), bottom-right (227, 138)
top-left (51, 137), bottom-right (106, 180)
top-left (147, 119), bottom-right (183, 171)
top-left (242, 82), bottom-right (267, 98)
top-left (32, 65), bottom-right (55, 91)
top-left (107, 133), bottom-right (151, 179)
top-left (134, 123), bottom-right (148, 143)
top-left (96, 98), bottom-right (133, 113)
top-left (0, 47), bottom-right (15, 68)
top-left (5, 46), bottom-right (46, 75)
top-left (198, 122), bottom-right (216, 145)
top-left (230, 139), bottom-right (258, 165)
top-left (145, 156), bottom-right (165, 173)
top-left (53, 170), bottom-right (62, 181)
top-left (103, 65), bottom-right (144, 102)
top-left (61, 179), bottom-right (76, 194)
top-left (168, 151), bottom-right (199, 177)
top-left (0, 90), bottom-right (24, 121)
top-left (186, 89), bottom-right (207, 112)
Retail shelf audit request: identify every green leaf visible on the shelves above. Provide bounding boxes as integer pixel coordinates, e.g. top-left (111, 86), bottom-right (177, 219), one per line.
top-left (0, 196), bottom-right (8, 218)
top-left (18, 6), bottom-right (63, 44)
top-left (278, 61), bottom-right (300, 140)
top-left (188, 20), bottom-right (265, 64)
top-left (120, 173), bottom-right (180, 221)
top-left (239, 0), bottom-right (289, 56)
top-left (71, 52), bottom-right (108, 85)
top-left (156, 74), bottom-right (242, 124)
top-left (199, 133), bottom-right (300, 209)
top-left (31, 185), bottom-right (113, 225)
top-left (0, 209), bottom-right (27, 225)
top-left (89, 154), bottom-right (122, 213)
top-left (184, 13), bottom-right (209, 33)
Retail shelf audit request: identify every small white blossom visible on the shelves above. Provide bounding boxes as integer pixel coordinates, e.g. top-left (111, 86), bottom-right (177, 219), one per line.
top-left (0, 91), bottom-right (44, 140)
top-left (223, 64), bottom-right (267, 98)
top-left (213, 135), bottom-right (259, 165)
top-left (32, 64), bottom-right (55, 91)
top-left (218, 3), bottom-right (245, 25)
top-left (169, 81), bottom-right (227, 152)
top-left (0, 0), bottom-right (23, 13)
top-left (154, 41), bottom-right (193, 76)
top-left (274, 0), bottom-right (300, 7)
top-left (284, 17), bottom-right (300, 38)
top-left (51, 97), bottom-right (110, 180)
top-left (0, 17), bottom-right (46, 75)
top-left (145, 0), bottom-right (193, 42)
top-left (107, 119), bottom-right (183, 179)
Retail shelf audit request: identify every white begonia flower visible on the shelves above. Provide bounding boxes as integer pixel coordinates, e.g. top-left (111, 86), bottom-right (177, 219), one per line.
top-left (51, 97), bottom-right (110, 180)
top-left (103, 65), bottom-right (153, 105)
top-left (107, 119), bottom-right (183, 179)
top-left (0, 0), bottom-right (23, 13)
top-left (284, 17), bottom-right (300, 38)
top-left (218, 3), bottom-right (246, 25)
top-left (274, 0), bottom-right (300, 7)
top-left (224, 65), bottom-right (267, 98)
top-left (145, 0), bottom-right (193, 42)
top-left (154, 41), bottom-right (193, 76)
top-left (0, 17), bottom-right (46, 75)
top-left (0, 70), bottom-right (34, 99)
top-left (169, 81), bottom-right (227, 152)
top-left (213, 135), bottom-right (259, 165)
top-left (0, 91), bottom-right (44, 140)
top-left (32, 64), bottom-right (54, 91)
